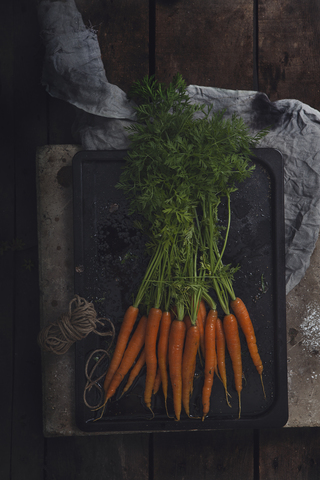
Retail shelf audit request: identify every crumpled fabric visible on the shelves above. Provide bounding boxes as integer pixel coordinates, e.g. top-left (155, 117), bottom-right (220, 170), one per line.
top-left (38, 0), bottom-right (320, 294)
top-left (186, 87), bottom-right (320, 294)
top-left (38, 0), bottom-right (136, 122)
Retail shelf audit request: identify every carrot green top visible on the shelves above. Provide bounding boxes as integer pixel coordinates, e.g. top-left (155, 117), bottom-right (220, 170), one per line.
top-left (117, 74), bottom-right (268, 317)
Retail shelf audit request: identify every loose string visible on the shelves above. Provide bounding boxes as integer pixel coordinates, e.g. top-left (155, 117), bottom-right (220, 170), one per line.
top-left (83, 348), bottom-right (111, 409)
top-left (38, 295), bottom-right (116, 410)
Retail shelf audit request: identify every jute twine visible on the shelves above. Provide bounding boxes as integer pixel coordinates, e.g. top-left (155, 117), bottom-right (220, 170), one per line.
top-left (37, 295), bottom-right (115, 355)
top-left (38, 295), bottom-right (115, 410)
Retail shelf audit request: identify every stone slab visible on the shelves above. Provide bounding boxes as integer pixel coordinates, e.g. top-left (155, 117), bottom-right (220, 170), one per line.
top-left (37, 145), bottom-right (320, 434)
top-left (37, 144), bottom-right (83, 436)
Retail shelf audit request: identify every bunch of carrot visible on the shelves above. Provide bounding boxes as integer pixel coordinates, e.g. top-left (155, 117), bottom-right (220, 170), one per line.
top-left (94, 74), bottom-right (268, 421)
top-left (95, 204), bottom-right (265, 421)
top-left (97, 290), bottom-right (264, 421)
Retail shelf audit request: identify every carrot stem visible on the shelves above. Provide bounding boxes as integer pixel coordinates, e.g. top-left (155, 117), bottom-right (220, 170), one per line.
top-left (211, 192), bottom-right (231, 277)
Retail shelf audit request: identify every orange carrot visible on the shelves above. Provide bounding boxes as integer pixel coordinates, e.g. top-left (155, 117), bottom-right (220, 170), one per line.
top-left (197, 301), bottom-right (206, 358)
top-left (144, 307), bottom-right (162, 413)
top-left (202, 309), bottom-right (217, 420)
top-left (168, 319), bottom-right (186, 421)
top-left (183, 315), bottom-right (196, 395)
top-left (153, 366), bottom-right (162, 395)
top-left (216, 317), bottom-right (231, 407)
top-left (157, 311), bottom-right (172, 415)
top-left (230, 297), bottom-right (264, 377)
top-left (182, 324), bottom-right (200, 417)
top-left (223, 313), bottom-right (242, 418)
top-left (103, 305), bottom-right (139, 397)
top-left (104, 314), bottom-right (148, 403)
top-left (121, 347), bottom-right (146, 396)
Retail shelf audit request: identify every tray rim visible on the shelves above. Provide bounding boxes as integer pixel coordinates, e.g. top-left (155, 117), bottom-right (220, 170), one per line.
top-left (72, 147), bottom-right (288, 433)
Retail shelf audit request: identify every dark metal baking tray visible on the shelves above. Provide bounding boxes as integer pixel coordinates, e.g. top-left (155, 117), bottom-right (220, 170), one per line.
top-left (72, 147), bottom-right (287, 432)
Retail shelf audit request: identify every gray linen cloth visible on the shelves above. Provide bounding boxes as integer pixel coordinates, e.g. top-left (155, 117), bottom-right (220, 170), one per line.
top-left (38, 0), bottom-right (320, 294)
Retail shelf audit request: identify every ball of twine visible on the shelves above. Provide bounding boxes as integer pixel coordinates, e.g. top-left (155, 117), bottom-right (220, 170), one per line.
top-left (38, 295), bottom-right (115, 355)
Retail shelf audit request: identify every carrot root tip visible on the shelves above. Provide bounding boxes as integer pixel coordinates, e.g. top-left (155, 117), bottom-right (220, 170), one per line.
top-left (93, 402), bottom-right (107, 421)
top-left (260, 374), bottom-right (266, 399)
top-left (147, 406), bottom-right (155, 419)
top-left (92, 398), bottom-right (108, 412)
top-left (164, 401), bottom-right (174, 419)
top-left (238, 392), bottom-right (242, 419)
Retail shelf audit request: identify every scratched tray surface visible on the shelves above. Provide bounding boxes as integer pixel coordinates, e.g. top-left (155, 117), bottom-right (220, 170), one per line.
top-left (73, 148), bottom-right (287, 432)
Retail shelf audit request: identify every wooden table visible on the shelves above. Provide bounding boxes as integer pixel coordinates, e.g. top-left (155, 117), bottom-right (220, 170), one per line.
top-left (36, 141), bottom-right (320, 468)
top-left (37, 142), bottom-right (320, 431)
top-left (4, 1), bottom-right (320, 478)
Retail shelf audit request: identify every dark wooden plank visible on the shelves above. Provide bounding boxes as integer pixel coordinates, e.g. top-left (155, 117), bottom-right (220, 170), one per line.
top-left (47, 98), bottom-right (79, 145)
top-left (153, 430), bottom-right (254, 480)
top-left (155, 0), bottom-right (254, 89)
top-left (45, 435), bottom-right (150, 480)
top-left (75, 0), bottom-right (150, 93)
top-left (0, 247), bottom-right (14, 480)
top-left (9, 0), bottom-right (48, 478)
top-left (11, 249), bottom-right (44, 479)
top-left (258, 0), bottom-right (320, 109)
top-left (259, 428), bottom-right (320, 479)
top-left (0, 1), bottom-right (17, 479)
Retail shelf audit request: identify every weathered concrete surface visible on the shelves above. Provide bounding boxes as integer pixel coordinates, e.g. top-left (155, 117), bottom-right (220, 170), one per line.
top-left (37, 144), bottom-right (320, 434)
top-left (37, 145), bottom-right (83, 436)
top-left (286, 239), bottom-right (320, 427)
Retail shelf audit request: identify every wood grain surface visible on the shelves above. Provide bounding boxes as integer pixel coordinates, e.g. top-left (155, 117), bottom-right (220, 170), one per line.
top-left (3, 0), bottom-right (320, 479)
top-left (258, 0), bottom-right (320, 109)
top-left (75, 0), bottom-right (150, 92)
top-left (45, 435), bottom-right (150, 480)
top-left (153, 430), bottom-right (255, 480)
top-left (259, 428), bottom-right (320, 480)
top-left (2, 0), bottom-right (46, 478)
top-left (0, 3), bottom-right (15, 478)
top-left (155, 0), bottom-right (254, 89)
